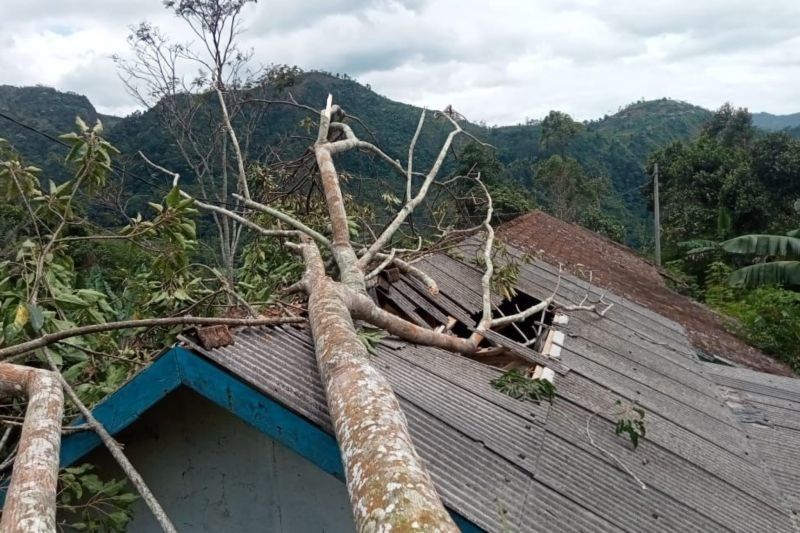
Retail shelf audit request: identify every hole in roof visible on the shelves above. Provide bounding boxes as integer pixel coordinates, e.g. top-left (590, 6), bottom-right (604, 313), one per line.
top-left (375, 274), bottom-right (555, 370)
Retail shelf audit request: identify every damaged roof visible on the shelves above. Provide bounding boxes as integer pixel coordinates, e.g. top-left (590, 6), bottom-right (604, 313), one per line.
top-left (497, 210), bottom-right (793, 376)
top-left (182, 249), bottom-right (800, 533)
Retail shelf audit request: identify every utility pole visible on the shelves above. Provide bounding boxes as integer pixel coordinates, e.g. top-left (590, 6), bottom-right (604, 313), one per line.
top-left (653, 163), bottom-right (661, 266)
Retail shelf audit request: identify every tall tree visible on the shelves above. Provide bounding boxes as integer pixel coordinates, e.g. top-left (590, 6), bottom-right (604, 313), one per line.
top-left (115, 0), bottom-right (266, 279)
top-left (540, 110), bottom-right (583, 157)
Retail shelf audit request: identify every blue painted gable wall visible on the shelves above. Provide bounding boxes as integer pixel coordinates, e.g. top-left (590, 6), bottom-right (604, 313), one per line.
top-left (55, 347), bottom-right (482, 532)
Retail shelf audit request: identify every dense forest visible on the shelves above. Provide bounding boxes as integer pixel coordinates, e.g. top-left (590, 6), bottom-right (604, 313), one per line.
top-left (647, 104), bottom-right (800, 368)
top-left (5, 73), bottom-right (800, 250)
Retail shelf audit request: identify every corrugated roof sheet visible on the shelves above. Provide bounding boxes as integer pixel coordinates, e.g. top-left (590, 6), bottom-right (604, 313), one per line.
top-left (703, 363), bottom-right (800, 516)
top-left (182, 250), bottom-right (799, 532)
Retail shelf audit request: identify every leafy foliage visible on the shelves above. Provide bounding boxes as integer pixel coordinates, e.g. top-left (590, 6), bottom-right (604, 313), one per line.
top-left (356, 326), bottom-right (386, 355)
top-left (721, 233), bottom-right (800, 258)
top-left (728, 261), bottom-right (800, 289)
top-left (613, 401), bottom-right (646, 449)
top-left (490, 369), bottom-right (555, 402)
top-left (540, 110), bottom-right (584, 156)
top-left (0, 118), bottom-right (289, 523)
top-left (649, 105), bottom-right (800, 247)
top-left (700, 261), bottom-right (800, 369)
top-left (57, 464), bottom-right (138, 531)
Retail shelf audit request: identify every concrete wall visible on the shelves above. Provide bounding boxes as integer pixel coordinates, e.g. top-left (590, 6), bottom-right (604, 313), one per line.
top-left (86, 387), bottom-right (354, 532)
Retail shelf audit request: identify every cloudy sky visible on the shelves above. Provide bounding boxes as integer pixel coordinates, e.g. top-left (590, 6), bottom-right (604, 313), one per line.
top-left (1, 0), bottom-right (799, 125)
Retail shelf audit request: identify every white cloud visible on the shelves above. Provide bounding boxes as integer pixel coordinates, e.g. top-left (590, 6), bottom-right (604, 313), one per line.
top-left (1, 0), bottom-right (799, 123)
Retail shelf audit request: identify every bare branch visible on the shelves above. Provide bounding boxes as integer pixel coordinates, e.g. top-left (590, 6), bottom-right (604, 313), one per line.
top-left (138, 151), bottom-right (181, 187)
top-left (231, 193), bottom-right (330, 246)
top-left (0, 316), bottom-right (305, 360)
top-left (488, 298), bottom-right (553, 330)
top-left (215, 85), bottom-right (251, 199)
top-left (328, 122), bottom-right (407, 178)
top-left (475, 176), bottom-right (495, 327)
top-left (389, 256), bottom-right (439, 295)
top-left (407, 110), bottom-right (426, 202)
top-left (188, 192), bottom-right (300, 239)
top-left (357, 110), bottom-right (465, 270)
top-left (364, 248), bottom-right (396, 281)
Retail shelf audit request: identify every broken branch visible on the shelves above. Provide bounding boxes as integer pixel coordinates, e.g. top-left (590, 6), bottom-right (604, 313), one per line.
top-left (0, 316), bottom-right (305, 360)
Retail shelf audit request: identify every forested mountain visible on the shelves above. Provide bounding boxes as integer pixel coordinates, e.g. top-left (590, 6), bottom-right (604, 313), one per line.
top-left (0, 72), bottom-right (794, 239)
top-left (0, 85), bottom-right (101, 179)
top-left (752, 111), bottom-right (800, 132)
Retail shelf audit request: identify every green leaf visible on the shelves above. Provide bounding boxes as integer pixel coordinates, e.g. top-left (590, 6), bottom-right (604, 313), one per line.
top-left (113, 493), bottom-right (139, 503)
top-left (108, 511), bottom-right (130, 526)
top-left (53, 292), bottom-right (89, 308)
top-left (81, 474), bottom-right (103, 493)
top-left (76, 289), bottom-right (106, 300)
top-left (165, 186), bottom-right (182, 208)
top-left (721, 234), bottom-right (800, 259)
top-left (25, 303), bottom-right (44, 332)
top-left (728, 261), bottom-right (800, 288)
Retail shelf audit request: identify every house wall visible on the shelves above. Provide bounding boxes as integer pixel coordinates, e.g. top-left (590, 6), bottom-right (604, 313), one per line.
top-left (84, 387), bottom-right (354, 532)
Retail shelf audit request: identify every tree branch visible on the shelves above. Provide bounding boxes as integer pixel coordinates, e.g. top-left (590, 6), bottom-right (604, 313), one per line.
top-left (406, 110), bottom-right (426, 202)
top-left (215, 84), bottom-right (250, 199)
top-left (0, 364), bottom-right (63, 532)
top-left (0, 316), bottom-right (305, 360)
top-left (313, 95), bottom-right (365, 291)
top-left (231, 194), bottom-right (330, 246)
top-left (328, 122), bottom-right (407, 178)
top-left (364, 248), bottom-right (396, 281)
top-left (357, 110), bottom-right (465, 270)
top-left (476, 176), bottom-right (495, 327)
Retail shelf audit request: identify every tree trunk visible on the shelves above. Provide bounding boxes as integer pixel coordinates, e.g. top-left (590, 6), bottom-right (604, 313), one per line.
top-left (302, 242), bottom-right (456, 532)
top-left (0, 364), bottom-right (63, 533)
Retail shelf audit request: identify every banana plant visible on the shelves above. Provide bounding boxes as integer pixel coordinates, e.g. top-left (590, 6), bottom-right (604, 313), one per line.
top-left (721, 230), bottom-right (800, 288)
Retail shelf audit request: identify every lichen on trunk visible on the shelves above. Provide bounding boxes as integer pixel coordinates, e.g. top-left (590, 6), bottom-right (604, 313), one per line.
top-left (302, 241), bottom-right (456, 532)
top-left (0, 364), bottom-right (64, 533)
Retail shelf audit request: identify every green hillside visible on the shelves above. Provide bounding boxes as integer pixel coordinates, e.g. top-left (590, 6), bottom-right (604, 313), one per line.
top-left (0, 73), bottom-right (727, 239)
top-left (753, 111), bottom-right (800, 132)
top-left (0, 85), bottom-right (104, 179)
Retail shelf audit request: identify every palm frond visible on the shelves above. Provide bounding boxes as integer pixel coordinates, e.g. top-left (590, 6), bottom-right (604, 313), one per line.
top-left (721, 234), bottom-right (800, 259)
top-left (678, 239), bottom-right (720, 257)
top-left (728, 261), bottom-right (800, 288)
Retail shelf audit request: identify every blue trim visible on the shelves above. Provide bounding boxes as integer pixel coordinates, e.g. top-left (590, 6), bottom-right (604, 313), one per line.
top-left (175, 347), bottom-right (345, 480)
top-left (9, 346), bottom-right (483, 532)
top-left (60, 350), bottom-right (183, 467)
top-left (452, 513), bottom-right (485, 533)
